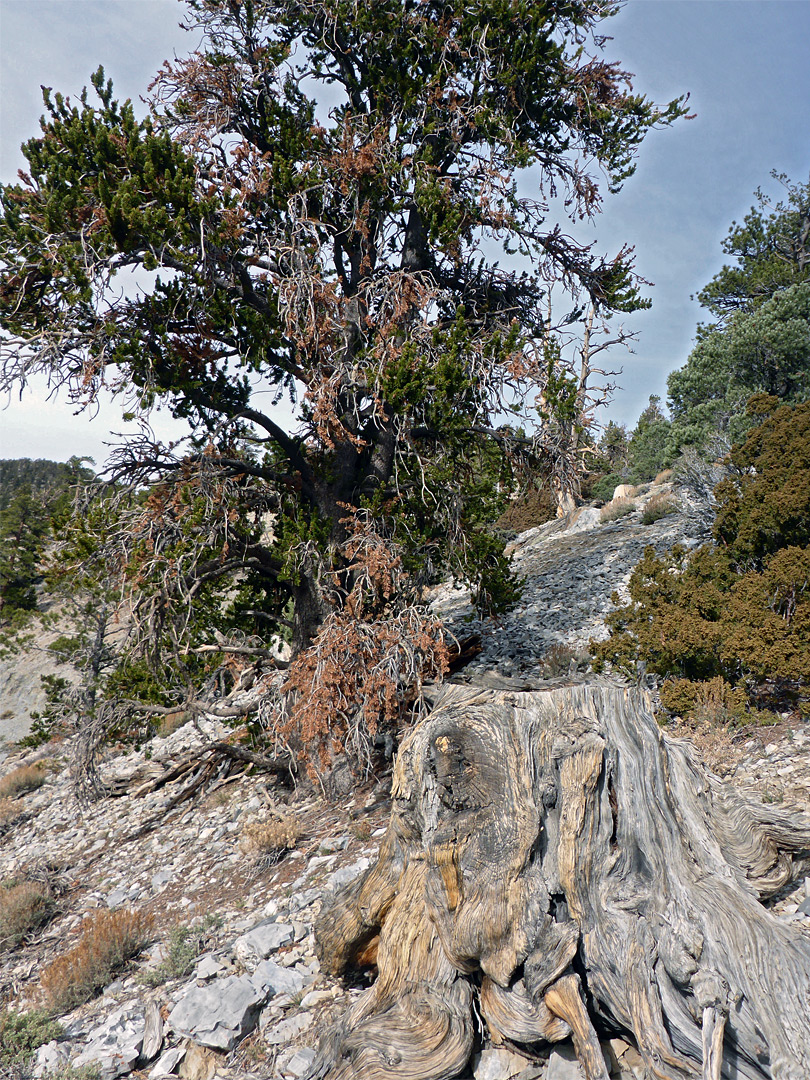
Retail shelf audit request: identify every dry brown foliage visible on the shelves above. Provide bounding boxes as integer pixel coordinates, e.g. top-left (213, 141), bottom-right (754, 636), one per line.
top-left (641, 492), bottom-right (679, 525)
top-left (0, 880), bottom-right (54, 950)
top-left (269, 511), bottom-right (450, 780)
top-left (599, 495), bottom-right (636, 523)
top-left (496, 486), bottom-right (556, 534)
top-left (538, 643), bottom-right (588, 678)
top-left (40, 908), bottom-right (155, 1014)
top-left (240, 814), bottom-right (301, 857)
top-left (154, 710), bottom-right (191, 738)
top-left (0, 764), bottom-right (46, 799)
top-left (280, 608), bottom-right (448, 781)
top-left (0, 799), bottom-right (21, 828)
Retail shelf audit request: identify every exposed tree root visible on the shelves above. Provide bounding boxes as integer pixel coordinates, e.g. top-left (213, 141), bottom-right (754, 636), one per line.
top-left (311, 685), bottom-right (810, 1080)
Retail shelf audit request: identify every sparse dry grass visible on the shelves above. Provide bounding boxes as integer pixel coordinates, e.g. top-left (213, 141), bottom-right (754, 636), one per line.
top-left (642, 493), bottom-right (679, 525)
top-left (0, 764), bottom-right (46, 799)
top-left (0, 799), bottom-right (22, 829)
top-left (40, 908), bottom-right (155, 1014)
top-left (240, 813), bottom-right (302, 879)
top-left (600, 496), bottom-right (636, 523)
top-left (154, 710), bottom-right (190, 737)
top-left (0, 880), bottom-right (54, 950)
top-left (539, 643), bottom-right (588, 678)
top-left (653, 469), bottom-right (674, 485)
top-left (240, 814), bottom-right (301, 858)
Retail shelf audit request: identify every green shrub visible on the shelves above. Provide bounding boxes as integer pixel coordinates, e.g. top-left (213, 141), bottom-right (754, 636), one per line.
top-left (713, 398), bottom-right (810, 564)
top-left (593, 401), bottom-right (810, 718)
top-left (660, 677), bottom-right (749, 726)
top-left (139, 923), bottom-right (207, 987)
top-left (588, 472), bottom-right (626, 503)
top-left (0, 1009), bottom-right (64, 1069)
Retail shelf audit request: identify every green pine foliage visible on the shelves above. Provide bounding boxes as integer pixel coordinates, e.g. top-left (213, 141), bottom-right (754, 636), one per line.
top-left (0, 458), bottom-right (94, 622)
top-left (696, 172), bottom-right (810, 323)
top-left (0, 1009), bottom-right (64, 1070)
top-left (626, 395), bottom-right (673, 483)
top-left (593, 400), bottom-right (810, 719)
top-left (586, 400), bottom-right (672, 498)
top-left (0, 1), bottom-right (688, 772)
top-left (667, 173), bottom-right (810, 455)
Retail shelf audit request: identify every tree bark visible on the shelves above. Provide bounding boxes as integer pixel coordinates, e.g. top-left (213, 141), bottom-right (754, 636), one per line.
top-left (311, 684), bottom-right (810, 1080)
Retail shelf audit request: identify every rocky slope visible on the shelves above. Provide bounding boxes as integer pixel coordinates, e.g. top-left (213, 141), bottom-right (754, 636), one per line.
top-left (1, 481), bottom-right (809, 1080)
top-left (428, 479), bottom-right (706, 681)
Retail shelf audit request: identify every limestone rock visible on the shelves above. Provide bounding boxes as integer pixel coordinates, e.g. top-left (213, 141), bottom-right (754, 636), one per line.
top-left (72, 1005), bottom-right (146, 1078)
top-left (251, 958), bottom-right (310, 998)
top-left (232, 919), bottom-right (294, 967)
top-left (263, 1011), bottom-right (314, 1046)
top-left (194, 953), bottom-right (228, 980)
top-left (33, 1040), bottom-right (71, 1078)
top-left (325, 857), bottom-right (370, 892)
top-left (473, 1046), bottom-right (532, 1079)
top-left (284, 1046), bottom-right (317, 1078)
top-left (546, 1045), bottom-right (587, 1080)
top-left (168, 975), bottom-right (265, 1051)
top-left (149, 1046), bottom-right (186, 1078)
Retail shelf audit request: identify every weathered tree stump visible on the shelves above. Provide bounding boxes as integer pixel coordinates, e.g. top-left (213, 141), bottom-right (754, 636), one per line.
top-left (310, 685), bottom-right (810, 1080)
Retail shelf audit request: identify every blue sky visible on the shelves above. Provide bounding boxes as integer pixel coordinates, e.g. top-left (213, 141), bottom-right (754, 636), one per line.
top-left (1, 0), bottom-right (809, 464)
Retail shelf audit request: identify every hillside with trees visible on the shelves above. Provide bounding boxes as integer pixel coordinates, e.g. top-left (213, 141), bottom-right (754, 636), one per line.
top-left (591, 172), bottom-right (810, 726)
top-left (0, 458), bottom-right (94, 621)
top-left (667, 173), bottom-right (810, 454)
top-left (0, 11), bottom-right (809, 1078)
top-left (0, 459), bottom-right (92, 513)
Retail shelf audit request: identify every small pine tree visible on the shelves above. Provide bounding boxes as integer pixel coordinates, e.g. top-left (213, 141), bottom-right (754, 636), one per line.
top-left (593, 399), bottom-right (810, 716)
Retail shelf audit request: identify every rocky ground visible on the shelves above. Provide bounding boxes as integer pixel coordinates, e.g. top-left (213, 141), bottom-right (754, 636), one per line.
top-left (428, 479), bottom-right (707, 680)
top-left (1, 481), bottom-right (809, 1080)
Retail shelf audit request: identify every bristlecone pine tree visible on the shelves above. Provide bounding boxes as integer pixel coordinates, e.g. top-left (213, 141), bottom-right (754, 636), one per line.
top-left (0, 0), bottom-right (687, 772)
top-left (314, 684), bottom-right (810, 1080)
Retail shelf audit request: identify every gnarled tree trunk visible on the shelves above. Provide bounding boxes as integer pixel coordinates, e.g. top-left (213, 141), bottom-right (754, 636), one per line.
top-left (310, 684), bottom-right (810, 1080)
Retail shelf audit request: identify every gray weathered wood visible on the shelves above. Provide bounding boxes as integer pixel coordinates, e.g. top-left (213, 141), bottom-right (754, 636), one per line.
top-left (311, 684), bottom-right (810, 1080)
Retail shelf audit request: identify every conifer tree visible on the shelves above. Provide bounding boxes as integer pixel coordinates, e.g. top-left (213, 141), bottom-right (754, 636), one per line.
top-left (0, 0), bottom-right (686, 770)
top-left (667, 173), bottom-right (810, 452)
